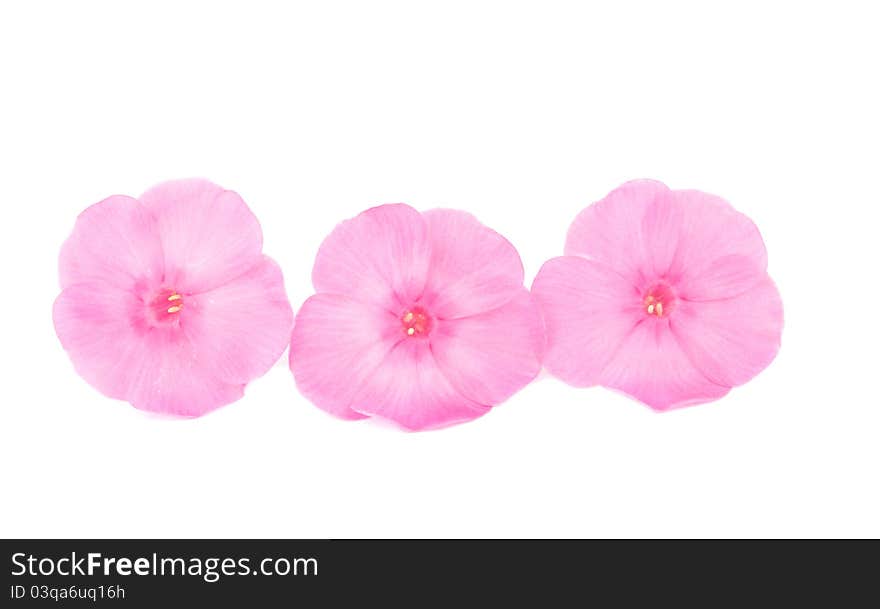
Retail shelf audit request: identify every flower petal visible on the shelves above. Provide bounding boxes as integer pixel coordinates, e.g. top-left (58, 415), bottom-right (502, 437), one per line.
top-left (672, 276), bottom-right (783, 387)
top-left (124, 330), bottom-right (246, 416)
top-left (431, 289), bottom-right (543, 406)
top-left (531, 256), bottom-right (642, 387)
top-left (59, 195), bottom-right (164, 290)
top-left (54, 282), bottom-right (243, 416)
top-left (565, 179), bottom-right (669, 284)
top-left (653, 189), bottom-right (769, 297)
top-left (350, 339), bottom-right (488, 430)
top-left (598, 319), bottom-right (730, 410)
top-left (139, 179), bottom-right (264, 293)
top-left (289, 294), bottom-right (402, 420)
top-left (311, 204), bottom-right (431, 310)
top-left (639, 186), bottom-right (688, 279)
top-left (677, 254), bottom-right (767, 302)
top-left (421, 209), bottom-right (525, 319)
top-left (181, 256), bottom-right (293, 385)
top-left (54, 281), bottom-right (148, 400)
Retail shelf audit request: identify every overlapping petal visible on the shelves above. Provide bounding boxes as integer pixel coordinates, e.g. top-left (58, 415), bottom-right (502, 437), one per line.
top-left (123, 330), bottom-right (246, 417)
top-left (311, 204), bottom-right (431, 310)
top-left (672, 277), bottom-right (783, 388)
top-left (639, 188), bottom-right (769, 297)
top-left (422, 209), bottom-right (525, 319)
top-left (598, 319), bottom-right (731, 410)
top-left (53, 281), bottom-right (245, 415)
top-left (59, 195), bottom-right (164, 290)
top-left (182, 256), bottom-right (293, 385)
top-left (676, 254), bottom-right (766, 302)
top-left (431, 289), bottom-right (543, 405)
top-left (531, 256), bottom-right (641, 387)
top-left (664, 189), bottom-right (768, 287)
top-left (565, 179), bottom-right (668, 285)
top-left (289, 294), bottom-right (401, 420)
top-left (349, 339), bottom-right (488, 430)
top-left (54, 281), bottom-right (150, 400)
top-left (140, 179), bottom-right (264, 293)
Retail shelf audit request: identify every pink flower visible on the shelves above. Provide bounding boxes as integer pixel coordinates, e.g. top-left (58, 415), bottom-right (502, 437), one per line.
top-left (53, 179), bottom-right (294, 416)
top-left (531, 180), bottom-right (783, 411)
top-left (289, 204), bottom-right (544, 430)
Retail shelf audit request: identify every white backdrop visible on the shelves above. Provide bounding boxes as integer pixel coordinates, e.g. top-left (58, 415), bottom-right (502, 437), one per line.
top-left (1, 1), bottom-right (877, 538)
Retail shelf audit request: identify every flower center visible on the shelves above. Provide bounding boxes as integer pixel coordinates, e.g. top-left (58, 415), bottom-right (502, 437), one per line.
top-left (147, 288), bottom-right (185, 326)
top-left (400, 306), bottom-right (432, 337)
top-left (643, 281), bottom-right (677, 318)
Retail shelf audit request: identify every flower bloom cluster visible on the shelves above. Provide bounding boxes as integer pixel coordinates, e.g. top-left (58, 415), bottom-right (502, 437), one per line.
top-left (54, 179), bottom-right (782, 428)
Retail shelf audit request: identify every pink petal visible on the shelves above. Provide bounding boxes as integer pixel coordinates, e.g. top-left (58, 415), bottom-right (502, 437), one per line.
top-left (672, 276), bottom-right (783, 388)
top-left (124, 330), bottom-right (246, 416)
top-left (652, 189), bottom-right (769, 297)
top-left (54, 281), bottom-right (147, 400)
top-left (639, 186), bottom-right (688, 279)
top-left (289, 294), bottom-right (402, 420)
top-left (430, 289), bottom-right (544, 406)
top-left (139, 179), bottom-right (264, 293)
top-left (565, 179), bottom-right (669, 285)
top-left (350, 339), bottom-right (488, 430)
top-left (54, 282), bottom-right (243, 416)
top-left (181, 256), bottom-right (293, 385)
top-left (311, 204), bottom-right (431, 310)
top-left (531, 256), bottom-right (643, 387)
top-left (421, 209), bottom-right (525, 319)
top-left (677, 254), bottom-right (766, 301)
top-left (59, 195), bottom-right (164, 290)
top-left (566, 181), bottom-right (769, 302)
top-left (598, 319), bottom-right (730, 411)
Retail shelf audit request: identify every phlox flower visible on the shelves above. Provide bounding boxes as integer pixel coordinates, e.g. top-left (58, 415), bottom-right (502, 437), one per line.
top-left (531, 179), bottom-right (783, 410)
top-left (53, 179), bottom-right (293, 416)
top-left (289, 204), bottom-right (544, 430)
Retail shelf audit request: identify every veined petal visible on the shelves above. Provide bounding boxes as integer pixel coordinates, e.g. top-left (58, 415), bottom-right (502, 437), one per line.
top-left (677, 254), bottom-right (767, 302)
top-left (350, 339), bottom-right (488, 431)
top-left (640, 187), bottom-right (687, 279)
top-left (431, 289), bottom-right (543, 406)
top-left (421, 209), bottom-right (525, 319)
top-left (311, 204), bottom-right (431, 310)
top-left (531, 256), bottom-right (642, 387)
top-left (124, 328), bottom-right (244, 417)
top-left (140, 179), bottom-right (264, 293)
top-left (598, 319), bottom-right (730, 411)
top-left (289, 294), bottom-right (402, 420)
top-left (565, 179), bottom-right (669, 285)
top-left (182, 256), bottom-right (293, 385)
top-left (672, 276), bottom-right (783, 387)
top-left (54, 281), bottom-right (149, 400)
top-left (54, 281), bottom-right (243, 416)
top-left (124, 329), bottom-right (245, 416)
top-left (659, 189), bottom-right (769, 296)
top-left (59, 195), bottom-right (164, 290)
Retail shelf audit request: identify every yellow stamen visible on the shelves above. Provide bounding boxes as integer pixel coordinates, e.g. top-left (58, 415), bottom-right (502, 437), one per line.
top-left (406, 327), bottom-right (415, 336)
top-left (168, 294), bottom-right (182, 302)
top-left (403, 312), bottom-right (414, 323)
top-left (167, 305), bottom-right (182, 314)
top-left (655, 302), bottom-right (663, 316)
top-left (647, 304), bottom-right (655, 315)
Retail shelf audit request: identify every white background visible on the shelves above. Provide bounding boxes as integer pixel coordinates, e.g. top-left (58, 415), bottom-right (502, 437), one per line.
top-left (1, 1), bottom-right (877, 538)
